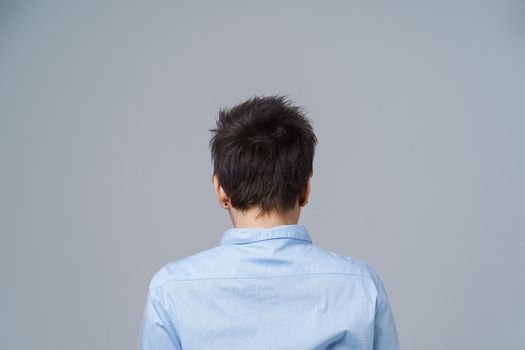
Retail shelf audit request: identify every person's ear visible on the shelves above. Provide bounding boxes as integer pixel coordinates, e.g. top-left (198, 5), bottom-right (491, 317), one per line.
top-left (299, 173), bottom-right (312, 207)
top-left (212, 174), bottom-right (230, 209)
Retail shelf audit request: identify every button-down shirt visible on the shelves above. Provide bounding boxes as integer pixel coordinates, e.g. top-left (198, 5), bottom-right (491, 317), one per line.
top-left (139, 224), bottom-right (400, 350)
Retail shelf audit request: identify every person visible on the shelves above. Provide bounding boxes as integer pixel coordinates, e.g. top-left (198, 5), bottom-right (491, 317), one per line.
top-left (139, 95), bottom-right (401, 350)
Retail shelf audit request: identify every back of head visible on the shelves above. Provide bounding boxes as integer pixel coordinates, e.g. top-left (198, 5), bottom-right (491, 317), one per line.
top-left (209, 95), bottom-right (318, 217)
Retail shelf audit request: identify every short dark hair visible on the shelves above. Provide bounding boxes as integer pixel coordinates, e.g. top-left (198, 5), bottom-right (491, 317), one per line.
top-left (209, 95), bottom-right (318, 218)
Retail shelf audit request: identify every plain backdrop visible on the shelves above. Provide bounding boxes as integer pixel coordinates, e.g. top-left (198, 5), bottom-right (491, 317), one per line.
top-left (1, 1), bottom-right (524, 349)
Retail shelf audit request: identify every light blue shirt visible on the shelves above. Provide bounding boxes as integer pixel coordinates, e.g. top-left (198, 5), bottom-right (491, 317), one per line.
top-left (139, 224), bottom-right (400, 350)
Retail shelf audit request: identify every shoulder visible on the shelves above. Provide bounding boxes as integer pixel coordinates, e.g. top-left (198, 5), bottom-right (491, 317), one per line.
top-left (148, 245), bottom-right (223, 290)
top-left (314, 246), bottom-right (387, 292)
top-left (340, 254), bottom-right (390, 307)
top-left (343, 254), bottom-right (384, 286)
top-left (309, 245), bottom-right (378, 279)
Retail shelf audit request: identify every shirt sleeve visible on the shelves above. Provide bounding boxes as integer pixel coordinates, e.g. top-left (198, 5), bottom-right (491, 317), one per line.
top-left (139, 286), bottom-right (182, 350)
top-left (368, 265), bottom-right (401, 350)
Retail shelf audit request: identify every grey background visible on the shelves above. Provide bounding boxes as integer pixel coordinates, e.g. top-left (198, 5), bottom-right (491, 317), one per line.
top-left (1, 1), bottom-right (524, 349)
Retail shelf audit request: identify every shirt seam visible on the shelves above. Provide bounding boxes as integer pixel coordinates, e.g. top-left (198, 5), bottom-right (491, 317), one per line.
top-left (221, 236), bottom-right (313, 245)
top-left (150, 286), bottom-right (182, 346)
top-left (151, 271), bottom-right (375, 290)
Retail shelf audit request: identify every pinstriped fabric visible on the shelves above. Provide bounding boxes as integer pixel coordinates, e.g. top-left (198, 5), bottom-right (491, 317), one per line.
top-left (140, 224), bottom-right (400, 350)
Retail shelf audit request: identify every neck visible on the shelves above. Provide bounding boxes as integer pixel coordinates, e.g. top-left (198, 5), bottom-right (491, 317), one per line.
top-left (229, 206), bottom-right (300, 228)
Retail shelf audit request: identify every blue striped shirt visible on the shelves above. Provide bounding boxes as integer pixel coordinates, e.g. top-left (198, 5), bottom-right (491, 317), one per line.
top-left (139, 224), bottom-right (400, 349)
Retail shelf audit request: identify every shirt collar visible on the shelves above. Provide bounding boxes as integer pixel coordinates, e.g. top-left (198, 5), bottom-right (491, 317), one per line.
top-left (219, 224), bottom-right (313, 245)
